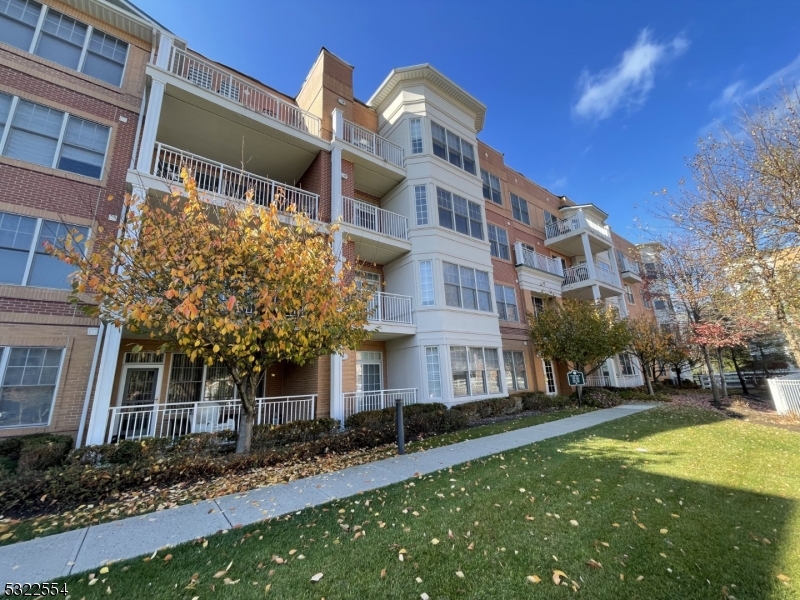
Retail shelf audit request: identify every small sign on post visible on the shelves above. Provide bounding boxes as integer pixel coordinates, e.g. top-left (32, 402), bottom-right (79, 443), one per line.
top-left (567, 370), bottom-right (586, 387)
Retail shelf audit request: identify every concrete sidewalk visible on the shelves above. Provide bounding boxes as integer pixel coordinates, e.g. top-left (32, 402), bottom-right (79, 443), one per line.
top-left (0, 404), bottom-right (657, 584)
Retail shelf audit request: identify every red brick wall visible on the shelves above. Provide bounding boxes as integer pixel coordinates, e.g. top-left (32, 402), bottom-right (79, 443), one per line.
top-left (0, 298), bottom-right (89, 317)
top-left (298, 150), bottom-right (332, 222)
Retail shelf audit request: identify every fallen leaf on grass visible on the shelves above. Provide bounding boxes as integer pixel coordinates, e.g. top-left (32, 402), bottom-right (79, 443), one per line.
top-left (264, 584), bottom-right (271, 593)
top-left (570, 520), bottom-right (579, 527)
top-left (525, 516), bottom-right (535, 521)
top-left (585, 559), bottom-right (603, 569)
top-left (636, 575), bottom-right (645, 581)
top-left (99, 567), bottom-right (109, 574)
top-left (88, 578), bottom-right (98, 586)
top-left (223, 577), bottom-right (239, 585)
top-left (380, 568), bottom-right (386, 579)
top-left (526, 575), bottom-right (541, 584)
top-left (552, 570), bottom-right (567, 585)
top-left (660, 529), bottom-right (668, 534)
top-left (430, 538), bottom-right (440, 545)
top-left (777, 574), bottom-right (791, 582)
top-left (311, 572), bottom-right (324, 582)
top-left (637, 523), bottom-right (647, 530)
top-left (456, 570), bottom-right (464, 579)
top-left (0, 533), bottom-right (13, 541)
top-left (163, 554), bottom-right (173, 561)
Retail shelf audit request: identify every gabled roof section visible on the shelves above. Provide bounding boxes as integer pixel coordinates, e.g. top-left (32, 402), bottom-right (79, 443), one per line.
top-left (558, 202), bottom-right (610, 223)
top-left (367, 64), bottom-right (487, 132)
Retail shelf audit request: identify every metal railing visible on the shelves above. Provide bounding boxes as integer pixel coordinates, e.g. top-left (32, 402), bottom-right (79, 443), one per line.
top-left (342, 196), bottom-right (408, 240)
top-left (562, 263), bottom-right (620, 288)
top-left (585, 375), bottom-right (611, 387)
top-left (105, 395), bottom-right (316, 443)
top-left (618, 256), bottom-right (641, 275)
top-left (152, 143), bottom-right (319, 220)
top-left (515, 242), bottom-right (563, 276)
top-left (167, 48), bottom-right (322, 139)
top-left (767, 373), bottom-right (800, 415)
top-left (343, 388), bottom-right (416, 421)
top-left (368, 292), bottom-right (413, 324)
top-left (340, 119), bottom-right (404, 168)
top-left (545, 212), bottom-right (611, 242)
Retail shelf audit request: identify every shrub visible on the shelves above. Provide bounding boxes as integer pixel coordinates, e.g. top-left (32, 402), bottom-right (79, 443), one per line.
top-left (519, 392), bottom-right (574, 412)
top-left (344, 403), bottom-right (445, 430)
top-left (251, 418), bottom-right (339, 451)
top-left (575, 388), bottom-right (621, 408)
top-left (0, 434), bottom-right (74, 474)
top-left (450, 396), bottom-right (522, 421)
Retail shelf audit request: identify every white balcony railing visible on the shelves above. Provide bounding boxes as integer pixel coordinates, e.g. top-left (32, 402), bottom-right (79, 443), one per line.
top-left (368, 292), bottom-right (413, 324)
top-left (545, 212), bottom-right (611, 242)
top-left (152, 143), bottom-right (319, 220)
top-left (767, 373), bottom-right (800, 415)
top-left (341, 119), bottom-right (405, 168)
top-left (515, 242), bottom-right (563, 276)
top-left (618, 256), bottom-right (641, 275)
top-left (616, 374), bottom-right (641, 388)
top-left (342, 196), bottom-right (408, 240)
top-left (167, 48), bottom-right (322, 139)
top-left (343, 388), bottom-right (416, 421)
top-left (585, 375), bottom-right (611, 387)
top-left (105, 395), bottom-right (316, 443)
top-left (562, 263), bottom-right (620, 289)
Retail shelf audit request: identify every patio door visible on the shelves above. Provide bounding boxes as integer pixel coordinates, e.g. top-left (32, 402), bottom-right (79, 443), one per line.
top-left (122, 368), bottom-right (159, 406)
top-left (116, 367), bottom-right (160, 441)
top-left (356, 351), bottom-right (383, 412)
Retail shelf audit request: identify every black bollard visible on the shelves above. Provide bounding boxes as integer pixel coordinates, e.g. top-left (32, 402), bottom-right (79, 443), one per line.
top-left (395, 397), bottom-right (405, 455)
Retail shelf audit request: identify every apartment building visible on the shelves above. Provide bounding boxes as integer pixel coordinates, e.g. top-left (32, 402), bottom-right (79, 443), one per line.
top-left (0, 6), bottom-right (655, 444)
top-left (0, 0), bottom-right (168, 440)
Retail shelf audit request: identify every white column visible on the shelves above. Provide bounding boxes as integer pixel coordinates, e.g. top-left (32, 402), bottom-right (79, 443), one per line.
top-left (329, 145), bottom-right (344, 423)
top-left (580, 230), bottom-right (597, 280)
top-left (135, 78), bottom-right (166, 174)
top-left (606, 357), bottom-right (620, 387)
top-left (85, 325), bottom-right (122, 445)
top-left (618, 294), bottom-right (629, 318)
top-left (154, 34), bottom-right (173, 70)
top-left (331, 108), bottom-right (343, 141)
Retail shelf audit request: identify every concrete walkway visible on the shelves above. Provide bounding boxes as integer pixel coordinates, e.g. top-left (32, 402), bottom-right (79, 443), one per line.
top-left (0, 404), bottom-right (657, 584)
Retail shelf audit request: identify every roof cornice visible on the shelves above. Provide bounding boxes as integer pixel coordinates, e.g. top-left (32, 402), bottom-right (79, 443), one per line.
top-left (367, 64), bottom-right (487, 132)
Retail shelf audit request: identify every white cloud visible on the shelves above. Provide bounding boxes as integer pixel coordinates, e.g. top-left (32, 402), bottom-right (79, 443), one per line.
top-left (712, 54), bottom-right (800, 109)
top-left (574, 29), bottom-right (689, 121)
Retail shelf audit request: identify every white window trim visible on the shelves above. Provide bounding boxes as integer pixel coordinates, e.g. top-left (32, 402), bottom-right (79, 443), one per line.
top-left (543, 359), bottom-right (558, 395)
top-left (436, 185), bottom-right (484, 240)
top-left (409, 117), bottom-right (423, 155)
top-left (487, 223), bottom-right (510, 260)
top-left (495, 283), bottom-right (519, 322)
top-left (15, 3), bottom-right (128, 87)
top-left (449, 345), bottom-right (502, 398)
top-left (0, 92), bottom-right (111, 179)
top-left (442, 261), bottom-right (493, 313)
top-left (0, 346), bottom-right (66, 429)
top-left (424, 346), bottom-right (442, 400)
top-left (430, 120), bottom-right (477, 175)
top-left (414, 183), bottom-right (429, 226)
top-left (504, 351), bottom-right (528, 392)
top-left (419, 260), bottom-right (435, 307)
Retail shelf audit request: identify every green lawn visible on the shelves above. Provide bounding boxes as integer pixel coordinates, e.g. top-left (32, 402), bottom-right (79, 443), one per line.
top-left (58, 405), bottom-right (800, 599)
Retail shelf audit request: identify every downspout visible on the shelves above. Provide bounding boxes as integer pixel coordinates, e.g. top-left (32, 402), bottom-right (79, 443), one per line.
top-left (75, 322), bottom-right (105, 448)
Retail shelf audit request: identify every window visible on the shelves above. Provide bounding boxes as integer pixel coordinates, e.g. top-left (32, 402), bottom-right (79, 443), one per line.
top-left (624, 284), bottom-right (635, 304)
top-left (425, 346), bottom-right (441, 399)
top-left (544, 210), bottom-right (559, 227)
top-left (450, 346), bottom-right (501, 397)
top-left (644, 262), bottom-right (659, 279)
top-left (495, 284), bottom-right (519, 322)
top-left (430, 121), bottom-right (475, 174)
top-left (436, 187), bottom-right (483, 239)
top-left (654, 299), bottom-right (666, 310)
top-left (619, 353), bottom-right (636, 376)
top-left (0, 94), bottom-right (110, 178)
top-left (167, 353), bottom-right (204, 403)
top-left (0, 2), bottom-right (128, 86)
top-left (504, 351), bottom-right (528, 391)
top-left (487, 224), bottom-right (510, 260)
top-left (481, 170), bottom-right (502, 204)
top-left (543, 359), bottom-right (557, 395)
top-left (414, 185), bottom-right (428, 225)
top-left (0, 210), bottom-right (88, 288)
top-left (0, 346), bottom-right (63, 428)
top-left (419, 260), bottom-right (434, 306)
top-left (409, 118), bottom-right (423, 154)
top-left (510, 193), bottom-right (530, 225)
top-left (443, 262), bottom-right (491, 311)
top-left (641, 289), bottom-right (652, 309)
top-left (532, 295), bottom-right (544, 317)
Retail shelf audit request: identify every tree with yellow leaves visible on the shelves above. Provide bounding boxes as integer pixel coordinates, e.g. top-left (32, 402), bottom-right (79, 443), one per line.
top-left (51, 170), bottom-right (371, 453)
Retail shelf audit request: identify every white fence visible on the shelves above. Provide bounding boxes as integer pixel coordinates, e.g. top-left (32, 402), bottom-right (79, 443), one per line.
top-left (515, 242), bottom-right (563, 276)
top-left (152, 143), bottom-right (319, 220)
top-left (768, 373), bottom-right (800, 415)
top-left (616, 374), bottom-right (641, 388)
top-left (105, 395), bottom-right (316, 443)
top-left (585, 375), bottom-right (611, 387)
top-left (544, 211), bottom-right (611, 242)
top-left (341, 119), bottom-right (405, 167)
top-left (343, 388), bottom-right (417, 421)
top-left (368, 292), bottom-right (413, 324)
top-left (342, 196), bottom-right (408, 240)
top-left (167, 48), bottom-right (322, 138)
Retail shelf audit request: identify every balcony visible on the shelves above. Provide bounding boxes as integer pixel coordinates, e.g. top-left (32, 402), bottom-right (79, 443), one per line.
top-left (341, 119), bottom-right (405, 168)
top-left (366, 292), bottom-right (416, 340)
top-left (166, 47), bottom-right (322, 139)
top-left (342, 388), bottom-right (416, 422)
top-left (544, 211), bottom-right (613, 256)
top-left (514, 242), bottom-right (564, 297)
top-left (149, 143), bottom-right (319, 220)
top-left (341, 196), bottom-right (411, 264)
top-left (561, 263), bottom-right (623, 300)
top-left (618, 256), bottom-right (643, 283)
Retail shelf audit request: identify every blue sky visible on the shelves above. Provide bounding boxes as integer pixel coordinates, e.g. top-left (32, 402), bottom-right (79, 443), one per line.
top-left (133, 0), bottom-right (800, 241)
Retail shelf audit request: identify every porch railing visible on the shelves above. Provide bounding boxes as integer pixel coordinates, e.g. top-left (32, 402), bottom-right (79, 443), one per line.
top-left (105, 395), bottom-right (316, 443)
top-left (342, 196), bottom-right (408, 240)
top-left (595, 264), bottom-right (621, 287)
top-left (342, 388), bottom-right (416, 421)
top-left (767, 373), bottom-right (800, 415)
top-left (616, 374), bottom-right (641, 388)
top-left (368, 292), bottom-right (413, 324)
top-left (152, 143), bottom-right (319, 220)
top-left (618, 256), bottom-right (641, 275)
top-left (545, 212), bottom-right (611, 242)
top-left (167, 48), bottom-right (322, 139)
top-left (515, 242), bottom-right (563, 276)
top-left (341, 119), bottom-right (405, 168)
top-left (562, 263), bottom-right (620, 288)
top-left (585, 375), bottom-right (611, 387)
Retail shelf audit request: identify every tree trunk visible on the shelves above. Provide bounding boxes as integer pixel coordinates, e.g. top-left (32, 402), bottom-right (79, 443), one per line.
top-left (674, 366), bottom-right (683, 387)
top-left (730, 349), bottom-right (749, 395)
top-left (236, 411), bottom-right (254, 454)
top-left (716, 347), bottom-right (728, 399)
top-left (702, 345), bottom-right (721, 407)
top-left (643, 366), bottom-right (654, 396)
top-left (233, 371), bottom-right (260, 454)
